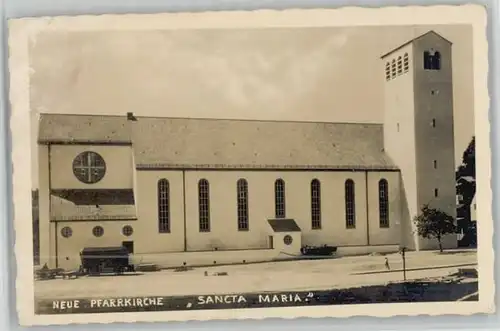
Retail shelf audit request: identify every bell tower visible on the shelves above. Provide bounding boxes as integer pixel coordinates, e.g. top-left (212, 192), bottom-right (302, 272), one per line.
top-left (381, 31), bottom-right (457, 250)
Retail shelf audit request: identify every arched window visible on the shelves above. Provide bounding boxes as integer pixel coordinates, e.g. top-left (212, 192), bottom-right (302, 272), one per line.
top-left (403, 53), bottom-right (409, 72)
top-left (433, 51), bottom-right (441, 69)
top-left (379, 179), bottom-right (389, 228)
top-left (198, 179), bottom-right (210, 232)
top-left (237, 179), bottom-right (249, 231)
top-left (424, 51), bottom-right (431, 69)
top-left (391, 59), bottom-right (397, 78)
top-left (397, 56), bottom-right (403, 75)
top-left (158, 179), bottom-right (170, 233)
top-left (274, 179), bottom-right (286, 218)
top-left (345, 179), bottom-right (356, 228)
top-left (311, 179), bottom-right (321, 229)
top-left (424, 50), bottom-right (441, 70)
top-left (385, 62), bottom-right (391, 81)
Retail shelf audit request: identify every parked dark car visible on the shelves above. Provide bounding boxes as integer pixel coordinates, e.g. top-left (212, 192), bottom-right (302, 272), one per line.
top-left (80, 246), bottom-right (133, 275)
top-left (301, 245), bottom-right (338, 256)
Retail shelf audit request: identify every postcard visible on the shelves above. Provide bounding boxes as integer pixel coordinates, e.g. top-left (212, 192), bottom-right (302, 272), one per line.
top-left (8, 4), bottom-right (493, 326)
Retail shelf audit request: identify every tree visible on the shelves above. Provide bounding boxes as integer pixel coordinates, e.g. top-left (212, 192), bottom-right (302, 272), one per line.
top-left (455, 136), bottom-right (476, 201)
top-left (454, 136), bottom-right (476, 241)
top-left (413, 204), bottom-right (457, 252)
top-left (461, 136), bottom-right (475, 177)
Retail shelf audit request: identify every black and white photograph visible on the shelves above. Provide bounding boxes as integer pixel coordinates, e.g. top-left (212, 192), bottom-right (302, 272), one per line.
top-left (8, 5), bottom-right (493, 326)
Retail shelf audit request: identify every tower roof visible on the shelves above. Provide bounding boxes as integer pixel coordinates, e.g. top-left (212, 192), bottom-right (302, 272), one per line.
top-left (380, 30), bottom-right (452, 59)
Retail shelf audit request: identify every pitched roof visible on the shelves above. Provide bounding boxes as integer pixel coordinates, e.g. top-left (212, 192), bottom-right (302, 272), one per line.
top-left (38, 114), bottom-right (131, 144)
top-left (381, 30), bottom-right (452, 59)
top-left (38, 114), bottom-right (399, 171)
top-left (268, 219), bottom-right (301, 232)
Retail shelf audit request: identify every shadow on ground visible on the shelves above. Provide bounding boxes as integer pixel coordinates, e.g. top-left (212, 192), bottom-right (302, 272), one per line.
top-left (433, 250), bottom-right (477, 256)
top-left (35, 277), bottom-right (478, 314)
top-left (314, 279), bottom-right (478, 304)
top-left (352, 263), bottom-right (477, 275)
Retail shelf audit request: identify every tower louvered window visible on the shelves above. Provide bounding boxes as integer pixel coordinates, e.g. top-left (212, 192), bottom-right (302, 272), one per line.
top-left (403, 53), bottom-right (409, 72)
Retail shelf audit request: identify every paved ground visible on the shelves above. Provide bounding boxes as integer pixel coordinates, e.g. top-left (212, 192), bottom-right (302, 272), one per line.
top-left (35, 249), bottom-right (477, 300)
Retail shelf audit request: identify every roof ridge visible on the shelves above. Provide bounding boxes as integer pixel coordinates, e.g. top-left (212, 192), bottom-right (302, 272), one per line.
top-left (38, 113), bottom-right (383, 126)
top-left (134, 116), bottom-right (382, 126)
top-left (380, 30), bottom-right (452, 59)
top-left (39, 112), bottom-right (126, 119)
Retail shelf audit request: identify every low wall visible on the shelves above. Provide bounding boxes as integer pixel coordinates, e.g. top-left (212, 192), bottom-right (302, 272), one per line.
top-left (134, 248), bottom-right (278, 268)
top-left (53, 244), bottom-right (401, 271)
top-left (136, 245), bottom-right (400, 269)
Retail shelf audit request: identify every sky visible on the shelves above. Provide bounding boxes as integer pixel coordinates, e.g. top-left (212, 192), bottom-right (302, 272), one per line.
top-left (29, 25), bottom-right (474, 189)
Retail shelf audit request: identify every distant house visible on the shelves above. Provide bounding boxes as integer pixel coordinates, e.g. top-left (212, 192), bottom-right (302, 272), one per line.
top-left (470, 195), bottom-right (477, 222)
top-left (456, 175), bottom-right (475, 226)
top-left (457, 176), bottom-right (475, 194)
top-left (32, 189), bottom-right (39, 265)
top-left (456, 175), bottom-right (476, 246)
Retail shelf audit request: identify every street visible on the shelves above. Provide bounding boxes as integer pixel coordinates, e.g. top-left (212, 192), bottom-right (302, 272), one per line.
top-left (35, 249), bottom-right (477, 300)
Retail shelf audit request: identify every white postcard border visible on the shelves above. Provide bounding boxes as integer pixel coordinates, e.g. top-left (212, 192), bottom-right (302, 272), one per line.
top-left (8, 4), bottom-right (493, 326)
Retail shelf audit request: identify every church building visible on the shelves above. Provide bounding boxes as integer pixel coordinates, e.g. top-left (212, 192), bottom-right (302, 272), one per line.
top-left (36, 31), bottom-right (458, 270)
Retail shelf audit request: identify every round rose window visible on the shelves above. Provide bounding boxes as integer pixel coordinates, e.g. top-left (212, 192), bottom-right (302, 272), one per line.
top-left (72, 151), bottom-right (106, 184)
top-left (283, 235), bottom-right (293, 245)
